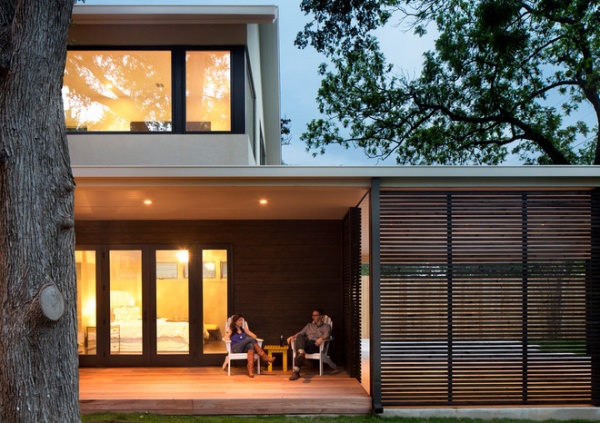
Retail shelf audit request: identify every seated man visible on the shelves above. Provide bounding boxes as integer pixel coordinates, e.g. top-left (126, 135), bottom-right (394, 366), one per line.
top-left (287, 309), bottom-right (331, 381)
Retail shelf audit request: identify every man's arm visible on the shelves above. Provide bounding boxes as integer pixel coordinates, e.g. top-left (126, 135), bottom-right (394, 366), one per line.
top-left (314, 324), bottom-right (331, 347)
top-left (287, 323), bottom-right (310, 345)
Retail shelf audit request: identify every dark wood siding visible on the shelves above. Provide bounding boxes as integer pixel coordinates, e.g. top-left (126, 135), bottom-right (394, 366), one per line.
top-left (75, 220), bottom-right (345, 366)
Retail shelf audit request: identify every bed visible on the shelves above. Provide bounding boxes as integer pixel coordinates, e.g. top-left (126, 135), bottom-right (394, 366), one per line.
top-left (111, 306), bottom-right (210, 353)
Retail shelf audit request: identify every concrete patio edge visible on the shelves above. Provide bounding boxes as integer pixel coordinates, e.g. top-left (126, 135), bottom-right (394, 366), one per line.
top-left (382, 406), bottom-right (600, 421)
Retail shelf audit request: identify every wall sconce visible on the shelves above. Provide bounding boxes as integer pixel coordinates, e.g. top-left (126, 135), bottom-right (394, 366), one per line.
top-left (176, 250), bottom-right (189, 263)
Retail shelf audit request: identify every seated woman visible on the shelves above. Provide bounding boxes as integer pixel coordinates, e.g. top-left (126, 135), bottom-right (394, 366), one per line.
top-left (225, 314), bottom-right (275, 378)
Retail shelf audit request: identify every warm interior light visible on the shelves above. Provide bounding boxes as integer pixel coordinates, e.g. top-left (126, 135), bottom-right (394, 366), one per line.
top-left (176, 250), bottom-right (189, 263)
top-left (259, 199), bottom-right (268, 205)
top-left (82, 297), bottom-right (96, 326)
top-left (144, 199), bottom-right (152, 205)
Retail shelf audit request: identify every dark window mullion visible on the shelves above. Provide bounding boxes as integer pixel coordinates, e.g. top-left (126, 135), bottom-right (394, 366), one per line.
top-left (172, 48), bottom-right (185, 133)
top-left (230, 46), bottom-right (245, 134)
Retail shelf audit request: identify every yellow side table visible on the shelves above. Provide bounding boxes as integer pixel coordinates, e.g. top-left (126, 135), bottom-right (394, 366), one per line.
top-left (262, 344), bottom-right (289, 372)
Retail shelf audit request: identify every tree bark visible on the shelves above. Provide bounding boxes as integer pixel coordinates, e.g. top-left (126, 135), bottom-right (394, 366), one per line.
top-left (0, 1), bottom-right (79, 422)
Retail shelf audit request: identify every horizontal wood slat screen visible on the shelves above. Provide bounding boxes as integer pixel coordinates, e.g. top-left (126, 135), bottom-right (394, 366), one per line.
top-left (379, 190), bottom-right (595, 406)
top-left (343, 208), bottom-right (362, 379)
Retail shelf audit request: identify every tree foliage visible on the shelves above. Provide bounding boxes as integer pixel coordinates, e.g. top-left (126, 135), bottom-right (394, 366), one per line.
top-left (297, 0), bottom-right (600, 165)
top-left (281, 116), bottom-right (293, 146)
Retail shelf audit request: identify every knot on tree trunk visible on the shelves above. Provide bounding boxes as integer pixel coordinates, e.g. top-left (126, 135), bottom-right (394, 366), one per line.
top-left (31, 282), bottom-right (65, 322)
top-left (58, 216), bottom-right (74, 229)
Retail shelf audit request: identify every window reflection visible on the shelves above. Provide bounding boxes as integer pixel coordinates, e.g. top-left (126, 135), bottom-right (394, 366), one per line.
top-left (63, 51), bottom-right (172, 132)
top-left (63, 49), bottom-right (233, 133)
top-left (186, 51), bottom-right (231, 131)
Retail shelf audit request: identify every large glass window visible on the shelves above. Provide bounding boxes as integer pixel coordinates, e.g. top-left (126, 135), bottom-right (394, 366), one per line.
top-left (64, 51), bottom-right (172, 132)
top-left (63, 48), bottom-right (233, 133)
top-left (186, 51), bottom-right (231, 132)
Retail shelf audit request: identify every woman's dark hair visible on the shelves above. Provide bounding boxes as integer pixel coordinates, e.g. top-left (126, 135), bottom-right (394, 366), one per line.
top-left (229, 314), bottom-right (244, 333)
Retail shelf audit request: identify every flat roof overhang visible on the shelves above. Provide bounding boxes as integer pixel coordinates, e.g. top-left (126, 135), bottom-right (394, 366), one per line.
top-left (71, 5), bottom-right (279, 25)
top-left (73, 166), bottom-right (600, 221)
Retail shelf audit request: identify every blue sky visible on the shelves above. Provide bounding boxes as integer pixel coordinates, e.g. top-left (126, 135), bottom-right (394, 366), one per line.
top-left (80, 0), bottom-right (435, 166)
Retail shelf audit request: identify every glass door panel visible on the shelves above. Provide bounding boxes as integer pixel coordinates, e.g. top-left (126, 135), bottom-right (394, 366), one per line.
top-left (110, 250), bottom-right (143, 355)
top-left (76, 250), bottom-right (97, 356)
top-left (155, 250), bottom-right (190, 354)
top-left (202, 249), bottom-right (228, 354)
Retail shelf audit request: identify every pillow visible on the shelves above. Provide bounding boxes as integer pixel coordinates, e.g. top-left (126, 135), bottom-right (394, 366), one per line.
top-left (112, 306), bottom-right (141, 322)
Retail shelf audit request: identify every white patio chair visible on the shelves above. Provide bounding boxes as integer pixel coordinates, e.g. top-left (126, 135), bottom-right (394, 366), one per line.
top-left (222, 316), bottom-right (262, 376)
top-left (292, 315), bottom-right (337, 376)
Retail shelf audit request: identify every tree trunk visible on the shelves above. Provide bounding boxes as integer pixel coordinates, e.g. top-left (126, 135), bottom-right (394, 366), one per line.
top-left (0, 1), bottom-right (79, 422)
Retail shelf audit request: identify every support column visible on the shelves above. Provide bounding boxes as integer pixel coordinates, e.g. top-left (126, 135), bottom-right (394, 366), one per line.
top-left (370, 178), bottom-right (382, 413)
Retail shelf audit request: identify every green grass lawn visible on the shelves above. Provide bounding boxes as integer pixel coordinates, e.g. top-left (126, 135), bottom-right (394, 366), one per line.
top-left (81, 414), bottom-right (593, 423)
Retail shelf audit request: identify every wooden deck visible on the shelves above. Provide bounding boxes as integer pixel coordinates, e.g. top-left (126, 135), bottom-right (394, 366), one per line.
top-left (79, 366), bottom-right (372, 415)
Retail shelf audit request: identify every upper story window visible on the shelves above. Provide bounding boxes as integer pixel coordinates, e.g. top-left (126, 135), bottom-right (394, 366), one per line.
top-left (186, 51), bottom-right (231, 132)
top-left (63, 47), bottom-right (242, 133)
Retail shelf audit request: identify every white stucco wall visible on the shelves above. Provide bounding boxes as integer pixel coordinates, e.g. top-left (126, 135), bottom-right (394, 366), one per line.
top-left (68, 134), bottom-right (255, 166)
top-left (67, 5), bottom-right (280, 167)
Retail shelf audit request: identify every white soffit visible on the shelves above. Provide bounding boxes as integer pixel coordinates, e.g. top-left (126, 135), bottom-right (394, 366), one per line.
top-left (72, 5), bottom-right (279, 25)
top-left (73, 166), bottom-right (600, 221)
top-left (74, 185), bottom-right (369, 221)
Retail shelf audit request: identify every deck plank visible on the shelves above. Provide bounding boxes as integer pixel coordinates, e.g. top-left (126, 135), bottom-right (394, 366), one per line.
top-left (80, 367), bottom-right (371, 415)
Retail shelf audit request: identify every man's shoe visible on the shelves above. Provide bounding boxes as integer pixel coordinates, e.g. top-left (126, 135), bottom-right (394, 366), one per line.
top-left (289, 370), bottom-right (300, 381)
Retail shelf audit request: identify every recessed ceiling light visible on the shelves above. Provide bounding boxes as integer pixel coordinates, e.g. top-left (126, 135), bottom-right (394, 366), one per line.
top-left (259, 199), bottom-right (268, 205)
top-left (144, 199), bottom-right (152, 205)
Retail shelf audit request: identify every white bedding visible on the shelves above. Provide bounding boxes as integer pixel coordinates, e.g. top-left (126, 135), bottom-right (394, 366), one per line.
top-left (110, 306), bottom-right (191, 353)
top-left (114, 318), bottom-right (190, 343)
top-left (109, 306), bottom-right (211, 353)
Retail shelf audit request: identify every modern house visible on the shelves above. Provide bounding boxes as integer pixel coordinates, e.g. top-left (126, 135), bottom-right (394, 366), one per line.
top-left (68, 4), bottom-right (600, 418)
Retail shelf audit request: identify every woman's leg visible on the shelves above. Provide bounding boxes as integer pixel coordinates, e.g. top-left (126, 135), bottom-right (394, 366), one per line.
top-left (232, 338), bottom-right (256, 353)
top-left (253, 343), bottom-right (276, 363)
top-left (232, 338), bottom-right (258, 377)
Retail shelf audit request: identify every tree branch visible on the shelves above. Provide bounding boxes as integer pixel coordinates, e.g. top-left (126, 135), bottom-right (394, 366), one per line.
top-left (413, 95), bottom-right (570, 164)
top-left (528, 80), bottom-right (581, 100)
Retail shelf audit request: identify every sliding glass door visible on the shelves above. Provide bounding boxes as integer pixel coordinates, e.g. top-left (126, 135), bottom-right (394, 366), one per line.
top-left (155, 249), bottom-right (190, 355)
top-left (77, 245), bottom-right (231, 367)
top-left (110, 249), bottom-right (144, 356)
top-left (201, 249), bottom-right (228, 356)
